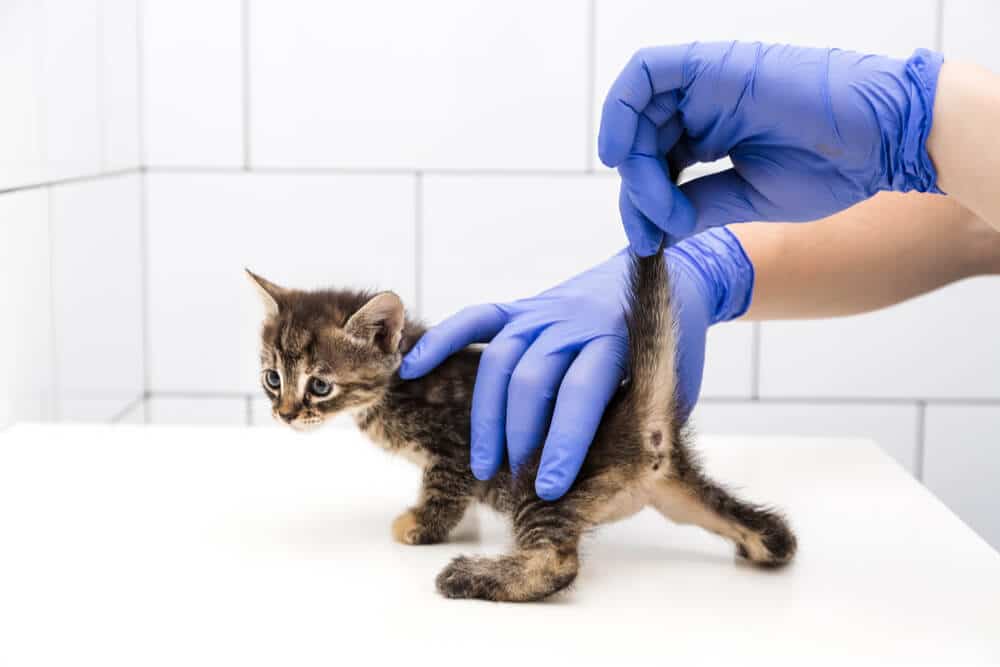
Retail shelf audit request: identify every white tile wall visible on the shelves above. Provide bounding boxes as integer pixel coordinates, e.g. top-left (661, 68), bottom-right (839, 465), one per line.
top-left (924, 405), bottom-right (1000, 549)
top-left (421, 175), bottom-right (625, 320)
top-left (0, 0), bottom-right (138, 191)
top-left (942, 0), bottom-right (1000, 72)
top-left (0, 190), bottom-right (53, 422)
top-left (99, 0), bottom-right (141, 170)
top-left (142, 0), bottom-right (243, 166)
top-left (0, 2), bottom-right (44, 191)
top-left (49, 175), bottom-right (143, 422)
top-left (4, 0), bottom-right (996, 552)
top-left (250, 397), bottom-right (274, 427)
top-left (37, 0), bottom-right (103, 182)
top-left (693, 401), bottom-right (920, 474)
top-left (250, 0), bottom-right (589, 170)
top-left (145, 397), bottom-right (246, 425)
top-left (146, 172), bottom-right (416, 394)
top-left (759, 278), bottom-right (1000, 399)
top-left (593, 0), bottom-right (938, 168)
top-left (701, 323), bottom-right (754, 399)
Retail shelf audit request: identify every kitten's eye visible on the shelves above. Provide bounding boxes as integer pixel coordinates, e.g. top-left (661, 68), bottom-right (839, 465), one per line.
top-left (264, 370), bottom-right (281, 390)
top-left (308, 377), bottom-right (332, 397)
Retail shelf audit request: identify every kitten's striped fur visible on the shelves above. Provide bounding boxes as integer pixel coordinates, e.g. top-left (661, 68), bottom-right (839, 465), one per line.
top-left (248, 249), bottom-right (796, 602)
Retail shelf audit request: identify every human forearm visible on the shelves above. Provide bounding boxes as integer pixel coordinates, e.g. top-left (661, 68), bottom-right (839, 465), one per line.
top-left (928, 61), bottom-right (1000, 231)
top-left (732, 192), bottom-right (1000, 321)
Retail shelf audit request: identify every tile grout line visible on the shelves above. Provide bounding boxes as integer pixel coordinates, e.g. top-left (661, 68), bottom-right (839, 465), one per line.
top-left (934, 0), bottom-right (945, 52)
top-left (915, 400), bottom-right (927, 481)
top-left (414, 171), bottom-right (423, 317)
top-left (698, 396), bottom-right (1000, 406)
top-left (750, 322), bottom-right (761, 400)
top-left (144, 392), bottom-right (1000, 405)
top-left (45, 188), bottom-right (59, 421)
top-left (584, 0), bottom-right (597, 172)
top-left (136, 0), bottom-right (150, 425)
top-left (138, 171), bottom-right (151, 425)
top-left (95, 0), bottom-right (108, 172)
top-left (136, 0), bottom-right (147, 166)
top-left (142, 165), bottom-right (614, 177)
top-left (241, 0), bottom-right (251, 170)
top-left (0, 167), bottom-right (142, 197)
top-left (110, 393), bottom-right (146, 424)
top-left (151, 390), bottom-right (262, 399)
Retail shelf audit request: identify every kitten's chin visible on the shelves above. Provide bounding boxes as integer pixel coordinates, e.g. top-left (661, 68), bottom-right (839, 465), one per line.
top-left (280, 417), bottom-right (327, 433)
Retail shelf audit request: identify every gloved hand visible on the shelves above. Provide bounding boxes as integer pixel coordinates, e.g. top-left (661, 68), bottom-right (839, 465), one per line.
top-left (399, 227), bottom-right (754, 500)
top-left (599, 42), bottom-right (944, 255)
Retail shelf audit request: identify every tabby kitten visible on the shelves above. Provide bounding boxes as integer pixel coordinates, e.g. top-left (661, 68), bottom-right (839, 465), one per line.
top-left (247, 250), bottom-right (796, 602)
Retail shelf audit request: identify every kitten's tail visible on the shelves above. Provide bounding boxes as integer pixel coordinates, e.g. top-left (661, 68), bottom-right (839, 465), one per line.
top-left (625, 243), bottom-right (680, 449)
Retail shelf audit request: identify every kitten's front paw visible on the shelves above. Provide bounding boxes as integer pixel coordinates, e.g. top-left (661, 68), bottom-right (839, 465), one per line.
top-left (391, 509), bottom-right (438, 545)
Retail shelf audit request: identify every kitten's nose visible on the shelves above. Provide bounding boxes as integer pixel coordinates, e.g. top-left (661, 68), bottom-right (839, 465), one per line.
top-left (278, 410), bottom-right (297, 422)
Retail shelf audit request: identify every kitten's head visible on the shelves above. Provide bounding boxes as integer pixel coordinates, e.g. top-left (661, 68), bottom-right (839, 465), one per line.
top-left (246, 270), bottom-right (405, 431)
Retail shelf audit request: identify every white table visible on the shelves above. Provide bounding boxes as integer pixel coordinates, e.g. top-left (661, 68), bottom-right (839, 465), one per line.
top-left (0, 424), bottom-right (997, 666)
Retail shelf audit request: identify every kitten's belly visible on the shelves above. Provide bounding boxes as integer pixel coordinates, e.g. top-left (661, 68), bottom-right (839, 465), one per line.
top-left (590, 470), bottom-right (660, 524)
top-left (595, 486), bottom-right (649, 524)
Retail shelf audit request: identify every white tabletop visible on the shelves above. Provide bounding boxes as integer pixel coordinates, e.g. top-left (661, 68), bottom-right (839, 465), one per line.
top-left (0, 424), bottom-right (997, 666)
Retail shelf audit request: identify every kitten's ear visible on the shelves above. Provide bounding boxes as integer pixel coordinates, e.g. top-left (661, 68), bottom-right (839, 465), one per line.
top-left (245, 269), bottom-right (287, 318)
top-left (344, 292), bottom-right (405, 354)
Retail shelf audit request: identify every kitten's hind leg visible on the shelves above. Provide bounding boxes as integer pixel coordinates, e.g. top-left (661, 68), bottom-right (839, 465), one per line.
top-left (649, 474), bottom-right (797, 567)
top-left (393, 463), bottom-right (473, 546)
top-left (436, 497), bottom-right (582, 602)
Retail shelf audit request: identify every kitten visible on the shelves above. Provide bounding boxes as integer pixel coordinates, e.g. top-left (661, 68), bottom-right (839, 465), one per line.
top-left (247, 249), bottom-right (796, 602)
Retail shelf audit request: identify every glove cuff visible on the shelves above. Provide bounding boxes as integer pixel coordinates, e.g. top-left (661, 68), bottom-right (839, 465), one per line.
top-left (671, 227), bottom-right (755, 325)
top-left (894, 48), bottom-right (945, 195)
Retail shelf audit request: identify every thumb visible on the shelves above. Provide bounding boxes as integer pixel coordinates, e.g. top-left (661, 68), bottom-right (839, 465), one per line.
top-left (618, 155), bottom-right (697, 245)
top-left (678, 168), bottom-right (771, 234)
top-left (399, 304), bottom-right (508, 379)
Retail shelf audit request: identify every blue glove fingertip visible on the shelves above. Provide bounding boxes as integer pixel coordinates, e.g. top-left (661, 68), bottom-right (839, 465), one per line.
top-left (619, 185), bottom-right (665, 257)
top-left (535, 470), bottom-right (568, 502)
top-left (398, 351), bottom-right (420, 379)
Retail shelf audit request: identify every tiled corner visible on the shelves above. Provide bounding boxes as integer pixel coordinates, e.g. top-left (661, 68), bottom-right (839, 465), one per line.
top-left (0, 190), bottom-right (53, 422)
top-left (144, 397), bottom-right (247, 425)
top-left (249, 0), bottom-right (589, 169)
top-left (99, 0), bottom-right (141, 170)
top-left (114, 396), bottom-right (147, 424)
top-left (146, 172), bottom-right (416, 394)
top-left (49, 174), bottom-right (143, 422)
top-left (592, 0), bottom-right (938, 168)
top-left (923, 404), bottom-right (1000, 550)
top-left (142, 0), bottom-right (243, 166)
top-left (942, 0), bottom-right (1000, 72)
top-left (758, 277), bottom-right (1000, 399)
top-left (692, 401), bottom-right (920, 474)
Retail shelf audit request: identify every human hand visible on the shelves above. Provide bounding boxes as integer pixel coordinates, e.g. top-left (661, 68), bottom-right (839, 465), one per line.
top-left (599, 42), bottom-right (944, 254)
top-left (399, 228), bottom-right (754, 500)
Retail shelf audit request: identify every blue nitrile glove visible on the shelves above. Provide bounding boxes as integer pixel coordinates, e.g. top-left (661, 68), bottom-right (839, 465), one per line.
top-left (399, 228), bottom-right (754, 500)
top-left (599, 42), bottom-right (944, 254)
